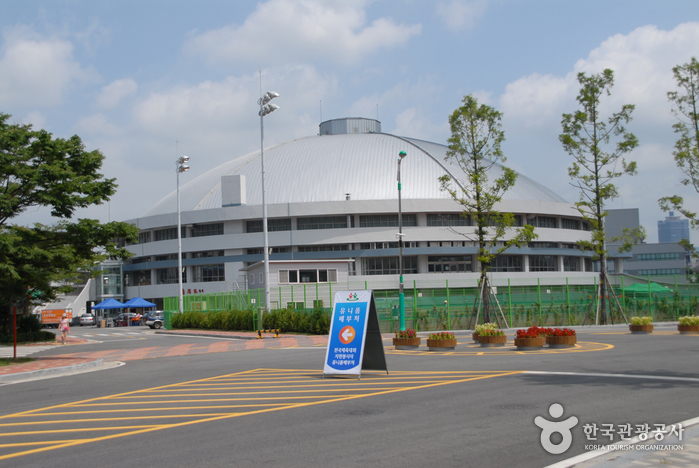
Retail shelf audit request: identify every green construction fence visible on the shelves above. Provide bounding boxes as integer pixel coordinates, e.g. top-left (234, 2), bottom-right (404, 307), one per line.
top-left (163, 274), bottom-right (699, 333)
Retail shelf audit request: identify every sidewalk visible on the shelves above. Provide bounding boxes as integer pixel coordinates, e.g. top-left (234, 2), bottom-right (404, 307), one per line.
top-left (0, 330), bottom-right (328, 383)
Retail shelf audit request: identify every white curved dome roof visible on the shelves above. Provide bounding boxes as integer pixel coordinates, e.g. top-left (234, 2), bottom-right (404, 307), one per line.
top-left (143, 131), bottom-right (567, 217)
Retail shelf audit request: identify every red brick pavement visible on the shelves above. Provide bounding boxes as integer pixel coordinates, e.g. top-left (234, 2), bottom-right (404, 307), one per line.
top-left (1, 331), bottom-right (329, 378)
top-left (0, 356), bottom-right (101, 376)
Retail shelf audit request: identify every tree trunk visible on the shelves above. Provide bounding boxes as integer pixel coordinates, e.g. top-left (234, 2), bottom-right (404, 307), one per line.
top-left (481, 270), bottom-right (491, 323)
top-left (599, 253), bottom-right (608, 325)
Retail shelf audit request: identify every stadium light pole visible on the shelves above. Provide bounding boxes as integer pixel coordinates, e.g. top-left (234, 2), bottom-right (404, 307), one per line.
top-left (258, 91), bottom-right (279, 313)
top-left (176, 155), bottom-right (190, 315)
top-left (397, 150), bottom-right (407, 331)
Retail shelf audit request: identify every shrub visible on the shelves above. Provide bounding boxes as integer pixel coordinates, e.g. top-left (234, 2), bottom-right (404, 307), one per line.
top-left (17, 315), bottom-right (43, 334)
top-left (0, 331), bottom-right (56, 344)
top-left (679, 315), bottom-right (699, 326)
top-left (478, 328), bottom-right (504, 336)
top-left (630, 316), bottom-right (653, 325)
top-left (171, 308), bottom-right (328, 334)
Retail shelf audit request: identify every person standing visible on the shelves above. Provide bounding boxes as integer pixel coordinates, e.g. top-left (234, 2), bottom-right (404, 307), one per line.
top-left (59, 313), bottom-right (70, 345)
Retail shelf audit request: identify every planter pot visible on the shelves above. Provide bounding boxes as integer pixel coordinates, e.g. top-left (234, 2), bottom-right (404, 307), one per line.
top-left (478, 335), bottom-right (507, 347)
top-left (546, 335), bottom-right (577, 348)
top-left (678, 324), bottom-right (699, 334)
top-left (427, 338), bottom-right (458, 351)
top-left (514, 337), bottom-right (545, 350)
top-left (629, 324), bottom-right (653, 334)
top-left (393, 337), bottom-right (421, 350)
top-left (472, 333), bottom-right (480, 343)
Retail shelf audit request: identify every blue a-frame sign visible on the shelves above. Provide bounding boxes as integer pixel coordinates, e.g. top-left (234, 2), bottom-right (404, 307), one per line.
top-left (323, 290), bottom-right (388, 379)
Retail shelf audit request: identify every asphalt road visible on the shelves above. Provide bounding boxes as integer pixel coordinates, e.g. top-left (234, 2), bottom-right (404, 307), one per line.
top-left (1, 323), bottom-right (697, 468)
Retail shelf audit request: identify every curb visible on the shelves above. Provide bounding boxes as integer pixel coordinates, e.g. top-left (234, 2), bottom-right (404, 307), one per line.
top-left (154, 330), bottom-right (258, 340)
top-left (0, 358), bottom-right (104, 383)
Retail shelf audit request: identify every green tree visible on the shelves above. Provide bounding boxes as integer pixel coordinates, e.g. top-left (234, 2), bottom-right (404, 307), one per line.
top-left (0, 113), bottom-right (137, 334)
top-left (659, 57), bottom-right (699, 255)
top-left (440, 95), bottom-right (536, 324)
top-left (560, 70), bottom-right (639, 325)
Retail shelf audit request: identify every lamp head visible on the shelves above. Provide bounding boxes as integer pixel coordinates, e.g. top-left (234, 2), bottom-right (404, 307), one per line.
top-left (259, 91), bottom-right (280, 105)
top-left (259, 103), bottom-right (279, 117)
top-left (399, 151), bottom-right (407, 159)
top-left (178, 164), bottom-right (189, 173)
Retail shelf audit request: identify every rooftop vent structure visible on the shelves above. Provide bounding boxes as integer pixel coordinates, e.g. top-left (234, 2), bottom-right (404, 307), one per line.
top-left (319, 117), bottom-right (381, 136)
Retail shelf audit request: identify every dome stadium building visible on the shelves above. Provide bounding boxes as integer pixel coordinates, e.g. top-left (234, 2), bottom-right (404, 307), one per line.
top-left (123, 118), bottom-right (604, 309)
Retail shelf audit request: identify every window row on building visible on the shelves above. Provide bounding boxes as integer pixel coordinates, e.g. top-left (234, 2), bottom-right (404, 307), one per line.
top-left (130, 242), bottom-right (587, 266)
top-left (635, 252), bottom-right (682, 261)
top-left (634, 268), bottom-right (684, 276)
top-left (125, 252), bottom-right (594, 287)
top-left (131, 213), bottom-right (592, 245)
top-left (359, 254), bottom-right (591, 275)
top-left (277, 269), bottom-right (338, 284)
top-left (126, 264), bottom-right (225, 286)
top-left (132, 223), bottom-right (224, 245)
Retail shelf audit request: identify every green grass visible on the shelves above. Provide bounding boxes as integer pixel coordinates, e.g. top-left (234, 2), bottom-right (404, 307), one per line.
top-left (0, 357), bottom-right (35, 367)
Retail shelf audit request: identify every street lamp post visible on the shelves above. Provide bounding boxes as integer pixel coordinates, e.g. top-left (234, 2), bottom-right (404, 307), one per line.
top-left (397, 150), bottom-right (407, 331)
top-left (258, 91), bottom-right (279, 313)
top-left (176, 155), bottom-right (190, 314)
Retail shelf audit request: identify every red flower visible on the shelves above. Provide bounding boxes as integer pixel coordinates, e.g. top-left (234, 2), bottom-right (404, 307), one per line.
top-left (395, 328), bottom-right (417, 339)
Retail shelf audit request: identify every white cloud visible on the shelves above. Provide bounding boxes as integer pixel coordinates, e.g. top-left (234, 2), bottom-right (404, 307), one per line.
top-left (96, 78), bottom-right (138, 109)
top-left (0, 26), bottom-right (99, 107)
top-left (346, 76), bottom-right (449, 141)
top-left (185, 0), bottom-right (421, 67)
top-left (435, 0), bottom-right (488, 32)
top-left (500, 73), bottom-right (574, 127)
top-left (75, 113), bottom-right (123, 137)
top-left (129, 65), bottom-right (336, 172)
top-left (497, 22), bottom-right (699, 242)
top-left (394, 107), bottom-right (433, 139)
top-left (501, 23), bottom-right (699, 133)
top-left (20, 111), bottom-right (46, 129)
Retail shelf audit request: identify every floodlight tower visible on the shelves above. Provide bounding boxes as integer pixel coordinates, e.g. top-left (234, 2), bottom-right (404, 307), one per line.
top-left (258, 90), bottom-right (279, 312)
top-left (397, 150), bottom-right (407, 331)
top-left (176, 155), bottom-right (190, 315)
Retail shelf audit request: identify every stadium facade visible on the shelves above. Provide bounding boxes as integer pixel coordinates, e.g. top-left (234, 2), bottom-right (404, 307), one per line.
top-left (123, 118), bottom-right (603, 309)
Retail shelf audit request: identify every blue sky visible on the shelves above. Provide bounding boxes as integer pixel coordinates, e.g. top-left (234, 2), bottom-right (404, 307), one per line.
top-left (2, 0), bottom-right (699, 243)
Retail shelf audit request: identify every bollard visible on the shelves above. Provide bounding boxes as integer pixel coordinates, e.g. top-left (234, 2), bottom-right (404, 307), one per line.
top-left (257, 330), bottom-right (263, 339)
top-left (275, 329), bottom-right (280, 338)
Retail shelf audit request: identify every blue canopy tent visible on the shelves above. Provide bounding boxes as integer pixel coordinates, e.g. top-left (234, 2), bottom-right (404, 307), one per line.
top-left (123, 297), bottom-right (156, 308)
top-left (91, 298), bottom-right (124, 327)
top-left (91, 298), bottom-right (125, 309)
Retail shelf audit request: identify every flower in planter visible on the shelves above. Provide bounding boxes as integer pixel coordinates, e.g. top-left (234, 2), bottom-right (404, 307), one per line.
top-left (679, 316), bottom-right (699, 326)
top-left (478, 328), bottom-right (504, 336)
top-left (428, 331), bottom-right (456, 340)
top-left (549, 328), bottom-right (576, 337)
top-left (515, 326), bottom-right (553, 339)
top-left (475, 323), bottom-right (499, 334)
top-left (630, 316), bottom-right (653, 325)
top-left (394, 328), bottom-right (417, 339)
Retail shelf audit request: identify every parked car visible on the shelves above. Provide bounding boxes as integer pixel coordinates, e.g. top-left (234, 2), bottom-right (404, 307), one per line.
top-left (79, 314), bottom-right (95, 326)
top-left (140, 310), bottom-right (160, 325)
top-left (146, 311), bottom-right (165, 329)
top-left (114, 312), bottom-right (141, 327)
